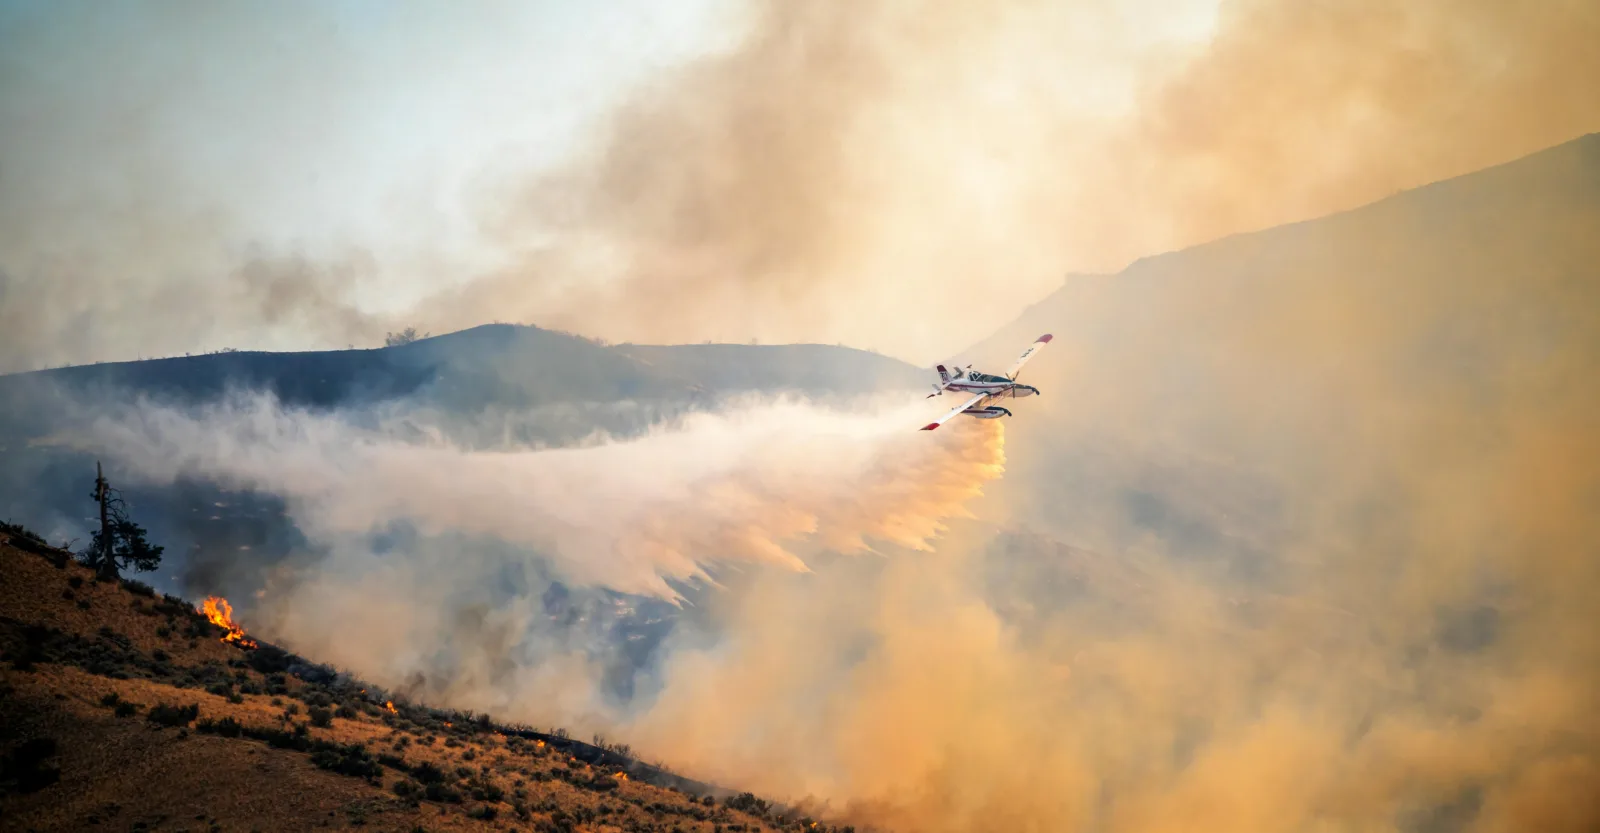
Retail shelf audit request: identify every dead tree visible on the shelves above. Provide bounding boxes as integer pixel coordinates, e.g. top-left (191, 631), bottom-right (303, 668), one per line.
top-left (82, 461), bottom-right (164, 580)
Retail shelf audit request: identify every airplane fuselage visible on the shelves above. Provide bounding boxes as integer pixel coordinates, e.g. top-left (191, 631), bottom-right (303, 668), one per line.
top-left (944, 379), bottom-right (1040, 398)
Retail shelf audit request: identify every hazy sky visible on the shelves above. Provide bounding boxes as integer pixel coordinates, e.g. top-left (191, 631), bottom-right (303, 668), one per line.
top-left (0, 0), bottom-right (743, 315)
top-left (2, 0), bottom-right (1595, 371)
top-left (0, 0), bottom-right (1222, 370)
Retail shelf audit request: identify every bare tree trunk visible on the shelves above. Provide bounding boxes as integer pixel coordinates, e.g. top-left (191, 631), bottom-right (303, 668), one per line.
top-left (95, 461), bottom-right (116, 580)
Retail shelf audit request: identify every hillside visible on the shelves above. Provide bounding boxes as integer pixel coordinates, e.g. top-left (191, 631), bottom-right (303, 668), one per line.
top-left (0, 325), bottom-right (929, 600)
top-left (957, 131), bottom-right (1600, 559)
top-left (0, 535), bottom-right (846, 833)
top-left (0, 324), bottom-right (924, 418)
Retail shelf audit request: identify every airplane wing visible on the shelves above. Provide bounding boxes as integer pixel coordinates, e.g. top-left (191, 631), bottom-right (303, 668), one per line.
top-left (1004, 334), bottom-right (1053, 380)
top-left (920, 392), bottom-right (989, 431)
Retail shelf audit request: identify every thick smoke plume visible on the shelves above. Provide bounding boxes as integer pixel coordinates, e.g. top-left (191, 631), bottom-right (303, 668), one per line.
top-left (441, 0), bottom-right (1600, 359)
top-left (90, 394), bottom-right (1005, 601)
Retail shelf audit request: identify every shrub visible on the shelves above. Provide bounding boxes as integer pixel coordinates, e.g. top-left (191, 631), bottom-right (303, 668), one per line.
top-left (67, 576), bottom-right (84, 589)
top-left (76, 599), bottom-right (91, 610)
top-left (334, 704), bottom-right (356, 720)
top-left (114, 702), bottom-right (138, 718)
top-left (197, 717), bottom-right (243, 738)
top-left (393, 779), bottom-right (422, 800)
top-left (726, 793), bottom-right (769, 817)
top-left (246, 724), bottom-right (312, 751)
top-left (377, 753), bottom-right (410, 772)
top-left (468, 777), bottom-right (504, 802)
top-left (310, 742), bottom-right (382, 781)
top-left (424, 782), bottom-right (462, 804)
top-left (468, 805), bottom-right (498, 821)
top-left (308, 707), bottom-right (333, 728)
top-left (411, 762), bottom-right (447, 784)
top-left (147, 703), bottom-right (200, 727)
top-left (100, 692), bottom-right (121, 707)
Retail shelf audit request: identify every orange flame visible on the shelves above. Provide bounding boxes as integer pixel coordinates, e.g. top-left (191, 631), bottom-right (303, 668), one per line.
top-left (385, 701), bottom-right (398, 715)
top-left (200, 596), bottom-right (258, 649)
top-left (535, 740), bottom-right (545, 748)
top-left (614, 772), bottom-right (628, 781)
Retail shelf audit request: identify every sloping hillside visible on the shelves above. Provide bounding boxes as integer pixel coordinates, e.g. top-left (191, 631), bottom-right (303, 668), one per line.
top-left (960, 131), bottom-right (1600, 557)
top-left (0, 536), bottom-right (847, 832)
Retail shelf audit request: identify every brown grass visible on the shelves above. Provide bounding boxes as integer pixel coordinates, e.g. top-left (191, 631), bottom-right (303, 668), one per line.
top-left (0, 543), bottom-right (810, 832)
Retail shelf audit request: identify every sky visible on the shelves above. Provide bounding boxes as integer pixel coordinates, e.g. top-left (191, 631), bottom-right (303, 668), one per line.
top-left (1, 0), bottom-right (1596, 371)
top-left (0, 0), bottom-right (1219, 370)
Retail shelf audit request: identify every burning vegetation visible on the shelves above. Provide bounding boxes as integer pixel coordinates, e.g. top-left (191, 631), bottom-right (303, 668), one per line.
top-left (199, 596), bottom-right (257, 649)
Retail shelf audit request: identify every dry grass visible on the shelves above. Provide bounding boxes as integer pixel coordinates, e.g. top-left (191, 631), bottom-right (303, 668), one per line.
top-left (0, 542), bottom-right (827, 833)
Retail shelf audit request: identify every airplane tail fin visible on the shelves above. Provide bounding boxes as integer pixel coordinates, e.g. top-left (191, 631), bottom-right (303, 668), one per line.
top-left (936, 365), bottom-right (951, 385)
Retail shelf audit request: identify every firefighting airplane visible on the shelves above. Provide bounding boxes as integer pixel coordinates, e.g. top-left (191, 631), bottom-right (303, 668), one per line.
top-left (919, 334), bottom-right (1053, 431)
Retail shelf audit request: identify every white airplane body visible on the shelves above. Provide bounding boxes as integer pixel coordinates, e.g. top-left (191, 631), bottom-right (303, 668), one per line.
top-left (920, 334), bottom-right (1052, 431)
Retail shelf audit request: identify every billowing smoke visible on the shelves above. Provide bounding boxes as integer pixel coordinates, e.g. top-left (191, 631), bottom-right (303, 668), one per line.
top-left (433, 0), bottom-right (1600, 359)
top-left (89, 393), bottom-right (1003, 600)
top-left (5, 1), bottom-right (1597, 369)
top-left (77, 391), bottom-right (1009, 728)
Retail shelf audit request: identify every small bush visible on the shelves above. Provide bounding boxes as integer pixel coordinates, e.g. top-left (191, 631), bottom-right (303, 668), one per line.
top-left (424, 782), bottom-right (463, 804)
top-left (310, 742), bottom-right (382, 781)
top-left (411, 762), bottom-right (447, 784)
top-left (76, 599), bottom-right (91, 610)
top-left (334, 704), bottom-right (356, 720)
top-left (393, 779), bottom-right (422, 799)
top-left (246, 724), bottom-right (311, 751)
top-left (101, 692), bottom-right (121, 707)
top-left (285, 703), bottom-right (300, 716)
top-left (197, 717), bottom-right (243, 738)
top-left (308, 707), bottom-right (333, 728)
top-left (378, 753), bottom-right (410, 772)
top-left (67, 576), bottom-right (84, 589)
top-left (155, 626), bottom-right (170, 638)
top-left (461, 748), bottom-right (477, 761)
top-left (114, 702), bottom-right (138, 718)
top-left (468, 805), bottom-right (498, 821)
top-left (147, 703), bottom-right (200, 727)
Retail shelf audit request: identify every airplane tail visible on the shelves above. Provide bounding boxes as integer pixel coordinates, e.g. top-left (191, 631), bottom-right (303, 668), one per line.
top-left (936, 365), bottom-right (951, 385)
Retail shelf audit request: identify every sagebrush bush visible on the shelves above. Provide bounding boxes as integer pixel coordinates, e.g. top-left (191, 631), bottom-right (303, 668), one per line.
top-left (147, 703), bottom-right (199, 727)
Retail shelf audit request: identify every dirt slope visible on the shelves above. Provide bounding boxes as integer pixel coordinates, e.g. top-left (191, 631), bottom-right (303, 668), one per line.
top-left (0, 540), bottom-right (840, 833)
